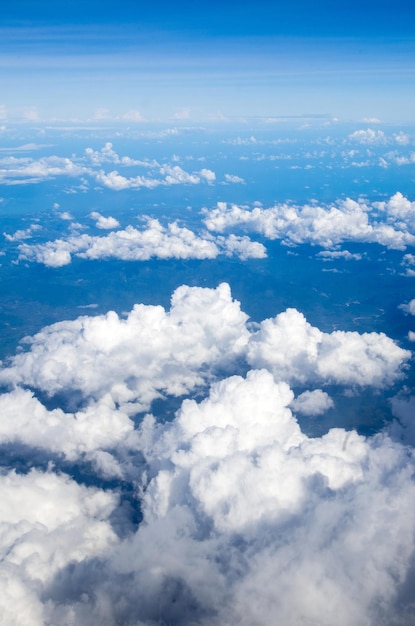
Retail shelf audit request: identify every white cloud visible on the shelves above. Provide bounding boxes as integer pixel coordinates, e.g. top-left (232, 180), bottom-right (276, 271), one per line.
top-left (199, 168), bottom-right (216, 184)
top-left (3, 224), bottom-right (41, 242)
top-left (246, 307), bottom-right (410, 387)
top-left (89, 211), bottom-right (120, 230)
top-left (0, 154), bottom-right (89, 185)
top-left (0, 387), bottom-right (137, 470)
top-left (203, 193), bottom-right (415, 250)
top-left (394, 131), bottom-right (410, 145)
top-left (317, 250), bottom-right (362, 261)
top-left (0, 468), bottom-right (117, 624)
top-left (58, 211), bottom-right (73, 220)
top-left (0, 285), bottom-right (414, 624)
top-left (18, 219), bottom-right (265, 266)
top-left (348, 128), bottom-right (386, 144)
top-left (290, 389), bottom-right (334, 415)
top-left (0, 284), bottom-right (250, 412)
top-left (399, 298), bottom-right (415, 316)
top-left (224, 173), bottom-right (245, 184)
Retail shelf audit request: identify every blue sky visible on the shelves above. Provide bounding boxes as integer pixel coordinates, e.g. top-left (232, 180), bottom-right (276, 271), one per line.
top-left (1, 0), bottom-right (414, 122)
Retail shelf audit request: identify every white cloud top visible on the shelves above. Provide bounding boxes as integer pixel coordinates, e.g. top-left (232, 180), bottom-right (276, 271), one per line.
top-left (0, 287), bottom-right (413, 624)
top-left (203, 192), bottom-right (415, 250)
top-left (18, 218), bottom-right (266, 266)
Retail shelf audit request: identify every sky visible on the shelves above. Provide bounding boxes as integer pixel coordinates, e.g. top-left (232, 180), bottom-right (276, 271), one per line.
top-left (1, 2), bottom-right (415, 626)
top-left (1, 0), bottom-right (415, 122)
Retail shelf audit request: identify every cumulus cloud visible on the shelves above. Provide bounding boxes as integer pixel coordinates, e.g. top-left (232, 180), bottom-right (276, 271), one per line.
top-left (0, 284), bottom-right (250, 412)
top-left (317, 250), bottom-right (362, 261)
top-left (394, 131), bottom-right (410, 145)
top-left (399, 299), bottom-right (415, 316)
top-left (3, 224), bottom-right (41, 242)
top-left (246, 308), bottom-right (410, 387)
top-left (0, 284), bottom-right (414, 625)
top-left (290, 389), bottom-right (334, 415)
top-left (89, 211), bottom-right (120, 230)
top-left (0, 468), bottom-right (118, 624)
top-left (348, 128), bottom-right (386, 144)
top-left (17, 218), bottom-right (265, 266)
top-left (203, 193), bottom-right (415, 250)
top-left (224, 173), bottom-right (245, 183)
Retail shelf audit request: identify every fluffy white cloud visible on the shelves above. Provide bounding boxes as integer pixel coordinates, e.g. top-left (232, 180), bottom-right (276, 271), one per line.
top-left (394, 132), bottom-right (410, 145)
top-left (399, 298), bottom-right (415, 316)
top-left (290, 389), bottom-right (334, 415)
top-left (203, 193), bottom-right (415, 250)
top-left (317, 250), bottom-right (362, 261)
top-left (0, 387), bottom-right (137, 470)
top-left (109, 370), bottom-right (415, 626)
top-left (348, 128), bottom-right (386, 144)
top-left (246, 307), bottom-right (410, 387)
top-left (0, 284), bottom-right (414, 625)
top-left (0, 469), bottom-right (118, 625)
top-left (89, 211), bottom-right (120, 230)
top-left (2, 286), bottom-right (407, 410)
top-left (18, 218), bottom-right (265, 266)
top-left (3, 224), bottom-right (41, 242)
top-left (0, 284), bottom-right (250, 412)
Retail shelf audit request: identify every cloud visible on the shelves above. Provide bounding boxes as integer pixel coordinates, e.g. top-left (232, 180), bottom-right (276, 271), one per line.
top-left (0, 143), bottom-right (217, 192)
top-left (399, 299), bottom-right (415, 316)
top-left (224, 173), bottom-right (245, 184)
top-left (89, 211), bottom-right (120, 230)
top-left (0, 284), bottom-right (250, 412)
top-left (0, 468), bottom-right (118, 624)
top-left (246, 307), bottom-right (410, 387)
top-left (3, 224), bottom-right (41, 242)
top-left (0, 387), bottom-right (137, 470)
top-left (0, 155), bottom-right (89, 185)
top-left (290, 389), bottom-right (334, 415)
top-left (203, 193), bottom-right (415, 250)
top-left (394, 132), bottom-right (410, 145)
top-left (17, 218), bottom-right (265, 266)
top-left (0, 284), bottom-right (414, 624)
top-left (348, 128), bottom-right (386, 144)
top-left (317, 250), bottom-right (362, 261)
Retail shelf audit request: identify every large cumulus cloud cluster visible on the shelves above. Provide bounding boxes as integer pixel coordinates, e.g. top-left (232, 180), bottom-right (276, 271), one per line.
top-left (203, 192), bottom-right (415, 250)
top-left (0, 284), bottom-right (414, 625)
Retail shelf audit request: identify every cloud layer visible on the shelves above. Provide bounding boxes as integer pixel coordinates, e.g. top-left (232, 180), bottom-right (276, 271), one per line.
top-left (0, 283), bottom-right (414, 625)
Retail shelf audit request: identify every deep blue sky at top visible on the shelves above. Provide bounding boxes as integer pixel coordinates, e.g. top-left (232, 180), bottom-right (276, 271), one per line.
top-left (1, 0), bottom-right (414, 122)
